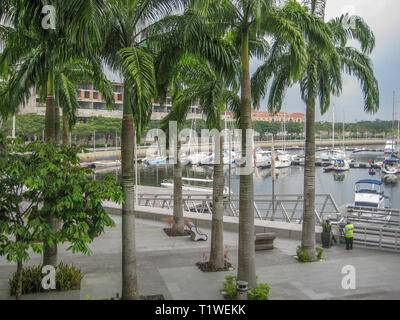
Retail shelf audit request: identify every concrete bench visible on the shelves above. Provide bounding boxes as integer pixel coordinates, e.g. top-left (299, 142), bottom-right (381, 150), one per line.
top-left (255, 233), bottom-right (276, 251)
top-left (186, 222), bottom-right (208, 241)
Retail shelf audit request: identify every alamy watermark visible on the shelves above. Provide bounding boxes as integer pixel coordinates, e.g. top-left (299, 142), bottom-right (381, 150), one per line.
top-left (144, 121), bottom-right (255, 175)
top-left (341, 265), bottom-right (356, 290)
top-left (341, 5), bottom-right (357, 30)
top-left (41, 5), bottom-right (56, 30)
top-left (41, 265), bottom-right (56, 290)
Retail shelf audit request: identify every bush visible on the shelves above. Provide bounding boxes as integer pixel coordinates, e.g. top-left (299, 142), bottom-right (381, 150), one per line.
top-left (322, 221), bottom-right (332, 233)
top-left (223, 276), bottom-right (237, 299)
top-left (222, 276), bottom-right (270, 300)
top-left (248, 283), bottom-right (270, 300)
top-left (316, 247), bottom-right (324, 260)
top-left (296, 246), bottom-right (324, 263)
top-left (9, 263), bottom-right (83, 296)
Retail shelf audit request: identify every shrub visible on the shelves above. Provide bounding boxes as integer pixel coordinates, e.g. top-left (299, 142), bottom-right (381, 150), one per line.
top-left (223, 276), bottom-right (237, 299)
top-left (316, 247), bottom-right (324, 260)
top-left (322, 221), bottom-right (332, 233)
top-left (248, 283), bottom-right (271, 300)
top-left (222, 276), bottom-right (270, 300)
top-left (296, 246), bottom-right (324, 262)
top-left (9, 263), bottom-right (83, 296)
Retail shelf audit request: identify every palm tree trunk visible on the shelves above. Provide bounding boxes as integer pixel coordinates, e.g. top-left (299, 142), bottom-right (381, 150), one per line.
top-left (172, 140), bottom-right (184, 235)
top-left (210, 114), bottom-right (225, 269)
top-left (43, 70), bottom-right (58, 268)
top-left (238, 28), bottom-right (257, 288)
top-left (62, 111), bottom-right (69, 147)
top-left (121, 83), bottom-right (139, 300)
top-left (55, 106), bottom-right (60, 145)
top-left (301, 103), bottom-right (317, 260)
top-left (16, 260), bottom-right (23, 300)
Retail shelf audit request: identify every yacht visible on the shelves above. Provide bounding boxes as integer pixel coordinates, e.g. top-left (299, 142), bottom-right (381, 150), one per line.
top-left (384, 140), bottom-right (397, 154)
top-left (160, 177), bottom-right (231, 195)
top-left (381, 158), bottom-right (400, 174)
top-left (333, 159), bottom-right (350, 172)
top-left (145, 156), bottom-right (167, 166)
top-left (353, 179), bottom-right (386, 209)
top-left (320, 149), bottom-right (347, 163)
top-left (255, 149), bottom-right (272, 169)
top-left (273, 150), bottom-right (292, 169)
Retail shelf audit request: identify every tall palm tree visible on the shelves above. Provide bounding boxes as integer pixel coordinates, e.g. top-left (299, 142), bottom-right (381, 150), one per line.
top-left (167, 55), bottom-right (240, 269)
top-left (101, 0), bottom-right (196, 300)
top-left (0, 2), bottom-right (113, 266)
top-left (253, 0), bottom-right (379, 259)
top-left (187, 0), bottom-right (309, 287)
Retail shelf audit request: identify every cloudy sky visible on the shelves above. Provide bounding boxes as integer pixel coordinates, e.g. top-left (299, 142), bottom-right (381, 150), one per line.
top-left (253, 0), bottom-right (400, 122)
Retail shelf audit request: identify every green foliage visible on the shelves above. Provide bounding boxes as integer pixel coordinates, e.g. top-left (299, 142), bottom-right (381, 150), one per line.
top-left (296, 246), bottom-right (310, 262)
top-left (322, 221), bottom-right (332, 233)
top-left (296, 246), bottom-right (324, 262)
top-left (0, 138), bottom-right (123, 264)
top-left (9, 263), bottom-right (83, 296)
top-left (222, 276), bottom-right (270, 300)
top-left (316, 247), bottom-right (324, 260)
top-left (223, 275), bottom-right (238, 299)
top-left (248, 283), bottom-right (271, 301)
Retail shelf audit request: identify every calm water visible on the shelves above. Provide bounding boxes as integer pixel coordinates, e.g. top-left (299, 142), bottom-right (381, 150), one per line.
top-left (94, 148), bottom-right (400, 209)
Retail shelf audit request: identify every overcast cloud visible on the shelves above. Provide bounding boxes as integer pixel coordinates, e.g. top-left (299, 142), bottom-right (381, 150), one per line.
top-left (255, 0), bottom-right (400, 122)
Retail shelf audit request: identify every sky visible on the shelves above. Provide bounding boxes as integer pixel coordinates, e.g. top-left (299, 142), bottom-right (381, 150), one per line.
top-left (104, 0), bottom-right (400, 123)
top-left (253, 0), bottom-right (400, 122)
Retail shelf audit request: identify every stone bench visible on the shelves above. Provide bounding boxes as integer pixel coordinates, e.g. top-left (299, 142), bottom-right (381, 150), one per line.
top-left (255, 233), bottom-right (276, 251)
top-left (186, 222), bottom-right (208, 241)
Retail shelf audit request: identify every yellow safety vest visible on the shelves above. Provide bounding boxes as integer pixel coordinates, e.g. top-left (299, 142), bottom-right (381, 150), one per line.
top-left (345, 224), bottom-right (354, 238)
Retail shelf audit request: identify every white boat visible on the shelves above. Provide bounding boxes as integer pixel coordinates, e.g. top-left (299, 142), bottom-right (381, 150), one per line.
top-left (333, 159), bottom-right (350, 172)
top-left (92, 160), bottom-right (121, 167)
top-left (320, 149), bottom-right (347, 162)
top-left (160, 177), bottom-right (231, 195)
top-left (145, 156), bottom-right (167, 166)
top-left (255, 148), bottom-right (272, 169)
top-left (384, 140), bottom-right (397, 154)
top-left (354, 179), bottom-right (386, 209)
top-left (381, 158), bottom-right (400, 174)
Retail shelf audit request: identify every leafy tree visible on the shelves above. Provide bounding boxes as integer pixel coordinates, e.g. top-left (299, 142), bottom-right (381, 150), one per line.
top-left (0, 138), bottom-right (123, 300)
top-left (0, 1), bottom-right (115, 266)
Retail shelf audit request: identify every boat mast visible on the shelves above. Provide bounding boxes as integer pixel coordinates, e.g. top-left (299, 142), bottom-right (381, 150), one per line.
top-left (342, 109), bottom-right (345, 151)
top-left (332, 104), bottom-right (335, 150)
top-left (393, 91), bottom-right (396, 153)
top-left (398, 93), bottom-right (400, 150)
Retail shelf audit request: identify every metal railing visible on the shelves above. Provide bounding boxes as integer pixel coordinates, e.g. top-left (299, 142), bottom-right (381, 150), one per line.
top-left (136, 193), bottom-right (341, 225)
top-left (340, 206), bottom-right (400, 252)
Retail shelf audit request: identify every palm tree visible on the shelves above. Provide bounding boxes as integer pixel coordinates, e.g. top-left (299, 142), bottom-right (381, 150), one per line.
top-left (101, 0), bottom-right (197, 300)
top-left (187, 0), bottom-right (309, 287)
top-left (177, 55), bottom-right (240, 269)
top-left (253, 0), bottom-right (379, 259)
top-left (0, 1), bottom-right (113, 266)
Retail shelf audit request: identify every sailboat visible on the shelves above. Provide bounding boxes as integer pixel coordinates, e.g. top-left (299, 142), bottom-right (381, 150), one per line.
top-left (385, 91), bottom-right (398, 155)
top-left (320, 105), bottom-right (348, 163)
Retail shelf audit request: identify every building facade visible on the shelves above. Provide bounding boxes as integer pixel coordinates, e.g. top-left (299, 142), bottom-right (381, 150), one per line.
top-left (17, 82), bottom-right (305, 123)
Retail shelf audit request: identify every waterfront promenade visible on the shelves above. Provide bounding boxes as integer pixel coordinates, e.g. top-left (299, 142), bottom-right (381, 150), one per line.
top-left (1, 214), bottom-right (399, 300)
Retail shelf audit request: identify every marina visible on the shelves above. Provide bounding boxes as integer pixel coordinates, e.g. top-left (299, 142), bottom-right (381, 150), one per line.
top-left (92, 144), bottom-right (400, 210)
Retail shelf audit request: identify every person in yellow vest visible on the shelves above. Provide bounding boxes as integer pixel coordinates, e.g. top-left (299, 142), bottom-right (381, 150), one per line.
top-left (344, 221), bottom-right (354, 250)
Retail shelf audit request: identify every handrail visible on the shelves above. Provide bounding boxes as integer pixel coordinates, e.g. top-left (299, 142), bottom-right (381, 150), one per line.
top-left (136, 193), bottom-right (341, 225)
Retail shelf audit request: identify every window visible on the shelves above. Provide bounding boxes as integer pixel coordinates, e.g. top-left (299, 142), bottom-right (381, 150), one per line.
top-left (93, 92), bottom-right (99, 100)
top-left (84, 91), bottom-right (90, 99)
top-left (117, 94), bottom-right (123, 101)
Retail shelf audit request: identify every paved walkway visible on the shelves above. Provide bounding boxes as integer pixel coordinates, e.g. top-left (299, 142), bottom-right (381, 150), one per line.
top-left (1, 215), bottom-right (399, 300)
